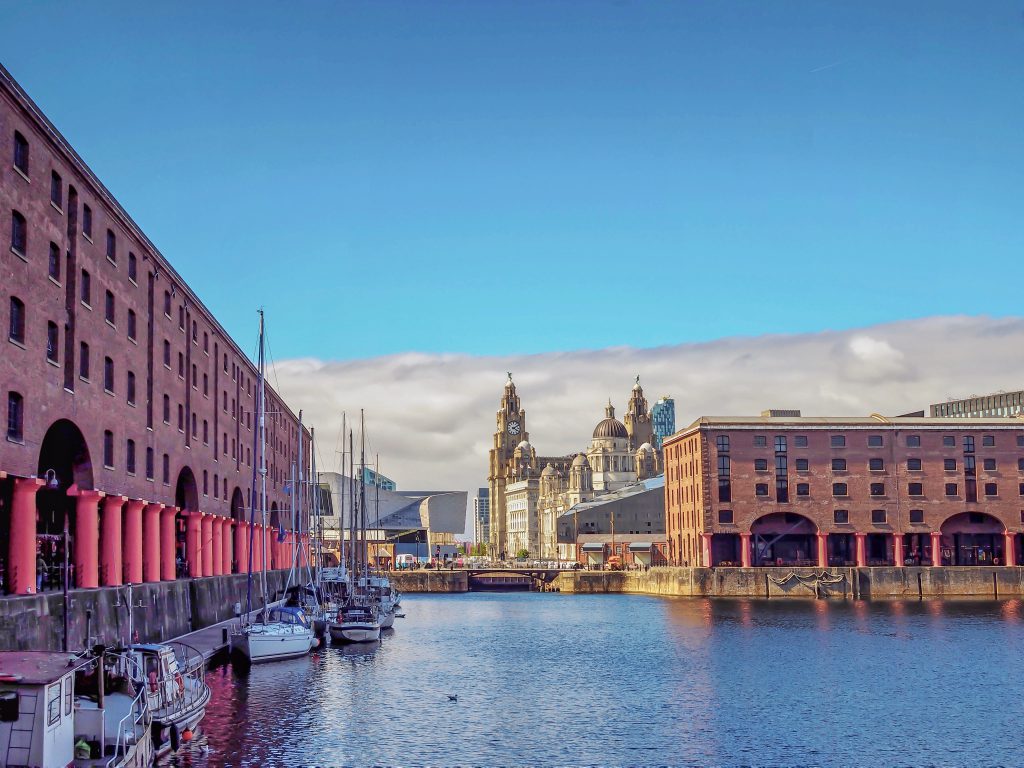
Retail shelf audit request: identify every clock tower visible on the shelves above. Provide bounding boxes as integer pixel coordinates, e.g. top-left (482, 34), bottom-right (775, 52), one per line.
top-left (488, 373), bottom-right (529, 559)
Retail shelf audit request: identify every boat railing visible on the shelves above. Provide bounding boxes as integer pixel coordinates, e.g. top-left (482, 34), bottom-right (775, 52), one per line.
top-left (164, 641), bottom-right (208, 710)
top-left (106, 653), bottom-right (149, 768)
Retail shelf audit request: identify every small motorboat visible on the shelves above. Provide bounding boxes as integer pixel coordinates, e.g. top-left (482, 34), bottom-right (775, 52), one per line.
top-left (328, 604), bottom-right (382, 644)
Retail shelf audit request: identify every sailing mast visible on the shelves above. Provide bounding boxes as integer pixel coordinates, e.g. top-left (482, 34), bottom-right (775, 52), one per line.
top-left (245, 310), bottom-right (266, 619)
top-left (258, 311), bottom-right (269, 622)
top-left (359, 409), bottom-right (367, 582)
top-left (348, 426), bottom-right (356, 601)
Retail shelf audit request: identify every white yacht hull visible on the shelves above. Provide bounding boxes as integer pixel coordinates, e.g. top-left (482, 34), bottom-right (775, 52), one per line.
top-left (328, 622), bottom-right (381, 643)
top-left (379, 609), bottom-right (395, 629)
top-left (231, 627), bottom-right (313, 663)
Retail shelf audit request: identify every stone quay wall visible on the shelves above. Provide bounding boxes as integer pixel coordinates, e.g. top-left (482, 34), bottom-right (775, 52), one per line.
top-left (553, 566), bottom-right (1024, 599)
top-left (389, 571), bottom-right (469, 593)
top-left (0, 569), bottom-right (292, 651)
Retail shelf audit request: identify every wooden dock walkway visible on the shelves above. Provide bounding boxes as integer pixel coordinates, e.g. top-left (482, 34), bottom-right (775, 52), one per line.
top-left (169, 603), bottom-right (281, 661)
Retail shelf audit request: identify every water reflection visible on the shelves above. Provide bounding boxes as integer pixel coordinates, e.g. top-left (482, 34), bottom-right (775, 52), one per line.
top-left (187, 594), bottom-right (1024, 767)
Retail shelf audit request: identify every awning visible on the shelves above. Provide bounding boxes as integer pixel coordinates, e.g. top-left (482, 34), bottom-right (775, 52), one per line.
top-left (628, 542), bottom-right (653, 552)
top-left (581, 543), bottom-right (604, 552)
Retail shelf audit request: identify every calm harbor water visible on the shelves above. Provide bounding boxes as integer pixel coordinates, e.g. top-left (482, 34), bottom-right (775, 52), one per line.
top-left (187, 593), bottom-right (1024, 767)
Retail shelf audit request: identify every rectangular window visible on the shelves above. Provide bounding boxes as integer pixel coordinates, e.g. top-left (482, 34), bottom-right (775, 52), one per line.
top-left (1018, 436), bottom-right (1024, 447)
top-left (776, 478), bottom-right (789, 503)
top-left (178, 404), bottom-right (184, 431)
top-left (128, 252), bottom-right (137, 282)
top-left (82, 204), bottom-right (92, 238)
top-left (984, 458), bottom-right (997, 471)
top-left (831, 458), bottom-right (846, 471)
top-left (908, 482), bottom-right (923, 496)
top-left (909, 509), bottom-right (924, 524)
top-left (964, 436), bottom-right (975, 453)
top-left (755, 483), bottom-right (769, 497)
top-left (868, 435), bottom-right (883, 447)
top-left (50, 170), bottom-right (62, 208)
top-left (907, 458), bottom-right (922, 471)
top-left (832, 482), bottom-right (847, 497)
top-left (164, 291), bottom-right (171, 317)
top-left (11, 210), bottom-right (27, 255)
top-left (830, 435), bottom-right (845, 447)
top-left (943, 436), bottom-right (956, 447)
top-left (104, 290), bottom-right (115, 325)
top-left (716, 435), bottom-right (730, 452)
top-left (163, 340), bottom-right (171, 367)
top-left (871, 509), bottom-right (886, 524)
top-left (47, 683), bottom-right (60, 726)
top-left (127, 371), bottom-right (136, 405)
top-left (178, 352), bottom-right (184, 378)
top-left (203, 420), bottom-right (209, 444)
top-left (945, 459), bottom-right (957, 471)
top-left (834, 509), bottom-right (849, 524)
top-left (127, 310), bottom-right (137, 342)
top-left (105, 229), bottom-right (116, 262)
top-left (46, 322), bottom-right (59, 363)
top-left (103, 357), bottom-right (114, 392)
top-left (103, 430), bottom-right (114, 468)
top-left (870, 482), bottom-right (885, 496)
top-left (754, 458), bottom-right (768, 471)
top-left (945, 482), bottom-right (958, 496)
top-left (8, 297), bottom-right (25, 343)
top-left (162, 454), bottom-right (170, 484)
top-left (146, 447), bottom-right (154, 480)
top-left (983, 435), bottom-right (995, 447)
top-left (80, 269), bottom-right (91, 305)
top-left (985, 482), bottom-right (997, 496)
top-left (79, 342), bottom-right (89, 379)
top-left (793, 435), bottom-right (808, 448)
top-left (7, 391), bottom-right (24, 441)
top-left (163, 395), bottom-right (170, 423)
top-left (126, 439), bottom-right (136, 474)
top-left (774, 436), bottom-right (787, 453)
top-left (753, 435), bottom-right (766, 447)
top-left (48, 242), bottom-right (60, 281)
top-left (869, 458), bottom-right (884, 471)
top-left (796, 458), bottom-right (808, 471)
top-left (796, 482), bottom-right (809, 497)
top-left (906, 435), bottom-right (921, 447)
top-left (718, 509), bottom-right (733, 524)
top-left (13, 131), bottom-right (29, 174)
top-left (178, 305), bottom-right (185, 330)
top-left (965, 455), bottom-right (976, 475)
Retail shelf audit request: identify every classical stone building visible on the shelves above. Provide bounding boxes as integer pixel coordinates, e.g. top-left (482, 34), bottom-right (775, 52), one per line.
top-left (488, 375), bottom-right (662, 559)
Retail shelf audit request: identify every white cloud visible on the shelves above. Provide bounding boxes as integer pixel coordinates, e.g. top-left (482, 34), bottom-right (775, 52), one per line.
top-left (270, 315), bottom-right (1024, 532)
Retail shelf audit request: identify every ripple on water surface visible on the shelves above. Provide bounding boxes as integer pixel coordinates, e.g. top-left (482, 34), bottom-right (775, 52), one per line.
top-left (187, 594), bottom-right (1024, 767)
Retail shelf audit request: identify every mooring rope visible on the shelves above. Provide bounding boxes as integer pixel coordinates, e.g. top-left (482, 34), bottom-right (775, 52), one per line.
top-left (767, 571), bottom-right (846, 586)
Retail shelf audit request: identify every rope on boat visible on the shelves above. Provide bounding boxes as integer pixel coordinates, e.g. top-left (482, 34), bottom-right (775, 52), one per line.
top-left (768, 571), bottom-right (847, 597)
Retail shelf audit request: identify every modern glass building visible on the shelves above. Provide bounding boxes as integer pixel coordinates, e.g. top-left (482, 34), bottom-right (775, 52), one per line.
top-left (931, 391), bottom-right (1024, 418)
top-left (474, 488), bottom-right (490, 547)
top-left (361, 467), bottom-right (397, 491)
top-left (652, 397), bottom-right (676, 448)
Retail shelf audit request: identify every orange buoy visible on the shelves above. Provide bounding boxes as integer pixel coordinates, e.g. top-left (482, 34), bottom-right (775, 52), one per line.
top-left (181, 728), bottom-right (193, 742)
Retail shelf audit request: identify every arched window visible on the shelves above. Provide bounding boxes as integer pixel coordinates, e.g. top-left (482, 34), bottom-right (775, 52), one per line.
top-left (7, 391), bottom-right (24, 441)
top-left (126, 439), bottom-right (136, 474)
top-left (79, 342), bottom-right (90, 379)
top-left (8, 296), bottom-right (25, 343)
top-left (10, 210), bottom-right (27, 256)
top-left (103, 430), bottom-right (114, 468)
top-left (162, 394), bottom-right (170, 423)
top-left (127, 371), bottom-right (136, 405)
top-left (46, 322), bottom-right (59, 363)
top-left (48, 242), bottom-right (60, 281)
top-left (13, 131), bottom-right (28, 174)
top-left (105, 229), bottom-right (116, 262)
top-left (162, 454), bottom-right (170, 484)
top-left (103, 356), bottom-right (114, 392)
top-left (146, 447), bottom-right (154, 480)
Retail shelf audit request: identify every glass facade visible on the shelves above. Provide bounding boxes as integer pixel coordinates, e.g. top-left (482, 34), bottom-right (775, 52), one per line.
top-left (474, 488), bottom-right (490, 547)
top-left (931, 390), bottom-right (1024, 418)
top-left (652, 397), bottom-right (675, 448)
top-left (361, 467), bottom-right (396, 491)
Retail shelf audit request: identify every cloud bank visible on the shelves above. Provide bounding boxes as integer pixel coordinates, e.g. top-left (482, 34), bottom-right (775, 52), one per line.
top-left (272, 315), bottom-right (1024, 515)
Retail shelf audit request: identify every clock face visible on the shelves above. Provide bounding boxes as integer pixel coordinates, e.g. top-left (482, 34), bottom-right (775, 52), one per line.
top-left (507, 421), bottom-right (521, 436)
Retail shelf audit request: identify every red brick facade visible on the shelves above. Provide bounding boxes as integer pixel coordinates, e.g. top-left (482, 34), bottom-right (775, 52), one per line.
top-left (664, 416), bottom-right (1024, 569)
top-left (0, 65), bottom-right (309, 594)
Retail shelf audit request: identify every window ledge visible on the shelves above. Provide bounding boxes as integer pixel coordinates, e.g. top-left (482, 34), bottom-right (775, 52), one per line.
top-left (50, 201), bottom-right (63, 215)
top-left (47, 276), bottom-right (61, 288)
top-left (129, 337), bottom-right (137, 345)
top-left (83, 233), bottom-right (93, 243)
top-left (8, 338), bottom-right (26, 350)
top-left (104, 389), bottom-right (115, 397)
top-left (105, 320), bottom-right (116, 330)
top-left (12, 165), bottom-right (29, 183)
top-left (46, 358), bottom-right (60, 368)
top-left (81, 302), bottom-right (92, 311)
top-left (6, 435), bottom-right (25, 445)
top-left (79, 376), bottom-right (90, 384)
top-left (127, 401), bottom-right (136, 408)
top-left (103, 464), bottom-right (114, 471)
top-left (129, 277), bottom-right (137, 287)
top-left (106, 257), bottom-right (116, 267)
top-left (63, 387), bottom-right (74, 394)
top-left (10, 246), bottom-right (27, 263)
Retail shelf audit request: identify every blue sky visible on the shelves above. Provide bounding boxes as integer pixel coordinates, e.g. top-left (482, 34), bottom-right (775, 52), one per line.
top-left (3, 1), bottom-right (1022, 361)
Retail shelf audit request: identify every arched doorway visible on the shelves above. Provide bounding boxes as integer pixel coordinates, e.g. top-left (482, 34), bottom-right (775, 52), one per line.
top-left (33, 419), bottom-right (93, 591)
top-left (174, 467), bottom-right (199, 576)
top-left (230, 487), bottom-right (245, 523)
top-left (751, 512), bottom-right (818, 566)
top-left (939, 512), bottom-right (1005, 565)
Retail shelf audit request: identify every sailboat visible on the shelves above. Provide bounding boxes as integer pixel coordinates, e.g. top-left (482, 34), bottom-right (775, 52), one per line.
top-left (230, 310), bottom-right (316, 664)
top-left (329, 412), bottom-right (382, 644)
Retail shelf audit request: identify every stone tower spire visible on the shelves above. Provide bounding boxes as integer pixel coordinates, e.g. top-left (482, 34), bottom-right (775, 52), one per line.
top-left (624, 375), bottom-right (654, 451)
top-left (488, 374), bottom-right (528, 560)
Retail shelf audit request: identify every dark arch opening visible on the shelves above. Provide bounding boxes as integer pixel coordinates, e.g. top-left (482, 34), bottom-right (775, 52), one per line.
top-left (175, 466), bottom-right (199, 512)
top-left (939, 511), bottom-right (1005, 565)
top-left (34, 419), bottom-right (93, 591)
top-left (750, 512), bottom-right (818, 567)
top-left (230, 487), bottom-right (245, 522)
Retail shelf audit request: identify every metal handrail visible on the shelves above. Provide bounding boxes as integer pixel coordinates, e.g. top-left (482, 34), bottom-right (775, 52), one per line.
top-left (106, 653), bottom-right (148, 768)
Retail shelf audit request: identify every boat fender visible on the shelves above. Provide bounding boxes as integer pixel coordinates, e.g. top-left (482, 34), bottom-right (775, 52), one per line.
top-left (150, 721), bottom-right (163, 750)
top-left (148, 671), bottom-right (159, 693)
top-left (182, 727), bottom-right (194, 742)
top-left (169, 724), bottom-right (180, 752)
top-left (175, 672), bottom-right (185, 698)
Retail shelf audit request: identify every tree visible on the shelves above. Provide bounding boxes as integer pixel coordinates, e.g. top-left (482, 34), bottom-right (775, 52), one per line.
top-left (515, 548), bottom-right (530, 560)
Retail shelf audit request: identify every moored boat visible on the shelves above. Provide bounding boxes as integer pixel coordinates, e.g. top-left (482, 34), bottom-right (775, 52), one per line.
top-left (231, 606), bottom-right (316, 663)
top-left (328, 604), bottom-right (382, 644)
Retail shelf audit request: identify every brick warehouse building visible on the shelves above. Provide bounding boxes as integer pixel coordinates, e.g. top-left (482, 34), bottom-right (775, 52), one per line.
top-left (0, 64), bottom-right (311, 596)
top-left (664, 413), bottom-right (1024, 569)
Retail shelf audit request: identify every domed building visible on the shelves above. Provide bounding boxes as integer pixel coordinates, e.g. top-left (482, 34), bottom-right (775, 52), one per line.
top-left (488, 375), bottom-right (664, 560)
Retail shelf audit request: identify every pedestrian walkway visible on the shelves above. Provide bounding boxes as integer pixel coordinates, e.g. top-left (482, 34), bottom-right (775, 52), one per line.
top-left (169, 602), bottom-right (281, 660)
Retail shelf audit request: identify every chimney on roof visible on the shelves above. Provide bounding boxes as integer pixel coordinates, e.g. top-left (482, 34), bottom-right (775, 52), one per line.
top-left (761, 409), bottom-right (801, 418)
